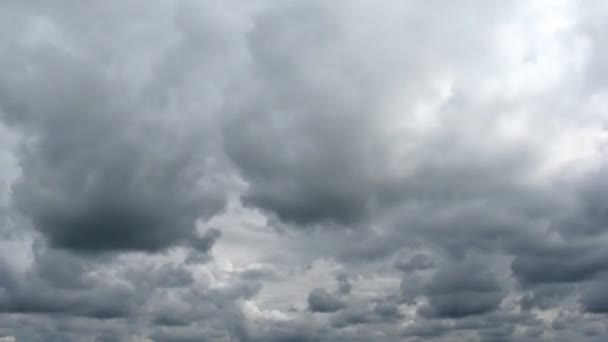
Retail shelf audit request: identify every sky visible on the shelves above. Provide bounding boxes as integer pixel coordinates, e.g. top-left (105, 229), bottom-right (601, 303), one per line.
top-left (1, 0), bottom-right (608, 341)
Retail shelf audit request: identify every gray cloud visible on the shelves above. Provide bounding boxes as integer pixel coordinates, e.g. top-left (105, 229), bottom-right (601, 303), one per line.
top-left (419, 260), bottom-right (505, 318)
top-left (580, 279), bottom-right (608, 313)
top-left (395, 253), bottom-right (435, 272)
top-left (1, 0), bottom-right (608, 341)
top-left (307, 288), bottom-right (345, 313)
top-left (223, 0), bottom-right (512, 227)
top-left (0, 2), bottom-right (231, 254)
top-left (519, 284), bottom-right (576, 311)
top-left (511, 241), bottom-right (608, 285)
top-left (335, 273), bottom-right (351, 295)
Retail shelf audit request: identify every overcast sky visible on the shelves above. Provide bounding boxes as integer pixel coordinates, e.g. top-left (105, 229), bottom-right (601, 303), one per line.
top-left (1, 1), bottom-right (608, 341)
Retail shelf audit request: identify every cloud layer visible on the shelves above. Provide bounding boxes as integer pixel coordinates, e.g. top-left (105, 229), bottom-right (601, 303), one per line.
top-left (1, 0), bottom-right (608, 341)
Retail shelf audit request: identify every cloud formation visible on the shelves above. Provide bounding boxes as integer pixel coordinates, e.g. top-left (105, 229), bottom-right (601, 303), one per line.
top-left (1, 0), bottom-right (608, 341)
top-left (307, 288), bottom-right (346, 313)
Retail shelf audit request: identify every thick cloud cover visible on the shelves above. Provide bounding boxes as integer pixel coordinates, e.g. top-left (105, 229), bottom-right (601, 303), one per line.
top-left (1, 0), bottom-right (608, 341)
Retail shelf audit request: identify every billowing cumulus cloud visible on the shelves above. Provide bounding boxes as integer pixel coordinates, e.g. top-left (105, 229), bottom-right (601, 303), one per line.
top-left (1, 43), bottom-right (226, 253)
top-left (1, 0), bottom-right (608, 341)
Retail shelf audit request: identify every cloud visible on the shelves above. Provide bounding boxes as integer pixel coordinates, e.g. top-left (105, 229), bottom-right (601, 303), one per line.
top-left (224, 0), bottom-right (494, 226)
top-left (511, 242), bottom-right (608, 284)
top-left (580, 279), bottom-right (608, 313)
top-left (395, 253), bottom-right (435, 272)
top-left (307, 288), bottom-right (346, 313)
top-left (2, 54), bottom-right (225, 253)
top-left (1, 0), bottom-right (608, 341)
top-left (335, 273), bottom-right (352, 295)
top-left (0, 1), bottom-right (233, 254)
top-left (0, 251), bottom-right (139, 319)
top-left (419, 260), bottom-right (505, 318)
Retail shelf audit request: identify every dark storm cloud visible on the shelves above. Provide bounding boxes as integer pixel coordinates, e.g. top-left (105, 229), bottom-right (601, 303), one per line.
top-left (511, 241), bottom-right (608, 285)
top-left (307, 288), bottom-right (345, 313)
top-left (504, 163), bottom-right (608, 316)
top-left (2, 66), bottom-right (221, 252)
top-left (554, 178), bottom-right (608, 238)
top-left (0, 252), bottom-right (138, 319)
top-left (419, 260), bottom-right (505, 318)
top-left (0, 3), bottom-right (230, 254)
top-left (580, 279), bottom-right (608, 313)
top-left (326, 299), bottom-right (403, 329)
